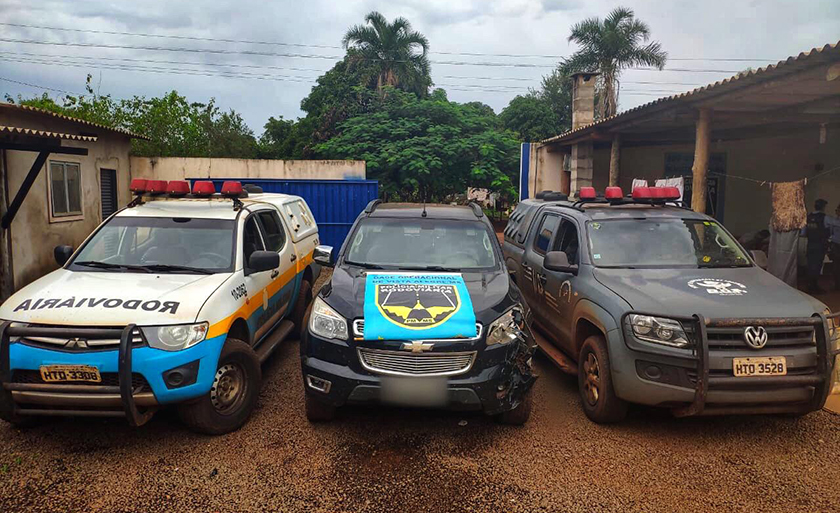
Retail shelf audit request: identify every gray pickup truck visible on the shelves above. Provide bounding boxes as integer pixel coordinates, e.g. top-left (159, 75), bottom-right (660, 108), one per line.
top-left (503, 186), bottom-right (839, 423)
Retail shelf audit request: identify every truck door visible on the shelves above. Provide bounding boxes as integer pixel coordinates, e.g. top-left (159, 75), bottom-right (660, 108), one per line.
top-left (541, 216), bottom-right (582, 353)
top-left (522, 212), bottom-right (560, 328)
top-left (252, 207), bottom-right (296, 340)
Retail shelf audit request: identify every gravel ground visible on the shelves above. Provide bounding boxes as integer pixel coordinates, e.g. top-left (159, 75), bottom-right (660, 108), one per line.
top-left (1, 272), bottom-right (838, 512)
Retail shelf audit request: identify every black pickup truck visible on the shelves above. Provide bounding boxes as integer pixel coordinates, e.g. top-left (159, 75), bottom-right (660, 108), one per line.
top-left (300, 201), bottom-right (537, 424)
top-left (503, 186), bottom-right (838, 423)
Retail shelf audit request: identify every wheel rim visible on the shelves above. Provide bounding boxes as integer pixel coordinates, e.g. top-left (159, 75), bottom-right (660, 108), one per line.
top-left (210, 363), bottom-right (248, 415)
top-left (583, 352), bottom-right (600, 406)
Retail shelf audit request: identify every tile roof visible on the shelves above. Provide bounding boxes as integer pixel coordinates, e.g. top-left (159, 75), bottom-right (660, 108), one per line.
top-left (0, 103), bottom-right (150, 140)
top-left (0, 125), bottom-right (99, 142)
top-left (540, 40), bottom-right (840, 145)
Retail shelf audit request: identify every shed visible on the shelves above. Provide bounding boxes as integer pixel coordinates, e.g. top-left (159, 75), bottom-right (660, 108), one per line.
top-left (0, 103), bottom-right (148, 300)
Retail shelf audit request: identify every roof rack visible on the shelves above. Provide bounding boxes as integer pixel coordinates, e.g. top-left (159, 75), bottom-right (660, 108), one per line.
top-left (467, 202), bottom-right (484, 218)
top-left (364, 199), bottom-right (382, 214)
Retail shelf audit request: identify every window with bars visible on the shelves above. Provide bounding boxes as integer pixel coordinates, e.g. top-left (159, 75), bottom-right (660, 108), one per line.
top-left (49, 161), bottom-right (83, 218)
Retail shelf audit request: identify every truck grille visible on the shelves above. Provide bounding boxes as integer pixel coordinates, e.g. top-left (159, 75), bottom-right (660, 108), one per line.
top-left (11, 370), bottom-right (151, 392)
top-left (357, 348), bottom-right (476, 376)
top-left (704, 325), bottom-right (815, 350)
top-left (352, 320), bottom-right (483, 341)
top-left (16, 325), bottom-right (145, 352)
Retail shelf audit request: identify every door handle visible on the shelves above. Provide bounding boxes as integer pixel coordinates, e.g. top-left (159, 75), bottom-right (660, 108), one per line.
top-left (290, 254), bottom-right (297, 262)
top-left (271, 269), bottom-right (279, 279)
top-left (538, 273), bottom-right (547, 284)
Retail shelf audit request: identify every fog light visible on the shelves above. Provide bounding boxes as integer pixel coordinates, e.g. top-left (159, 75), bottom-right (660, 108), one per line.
top-left (306, 375), bottom-right (331, 394)
top-left (163, 360), bottom-right (199, 389)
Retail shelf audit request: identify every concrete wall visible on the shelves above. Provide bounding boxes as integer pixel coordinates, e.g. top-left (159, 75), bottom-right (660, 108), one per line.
top-left (590, 126), bottom-right (840, 236)
top-left (0, 110), bottom-right (133, 291)
top-left (529, 144), bottom-right (566, 196)
top-left (130, 157), bottom-right (366, 181)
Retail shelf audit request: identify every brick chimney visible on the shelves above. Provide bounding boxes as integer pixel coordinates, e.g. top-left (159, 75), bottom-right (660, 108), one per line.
top-left (571, 72), bottom-right (598, 130)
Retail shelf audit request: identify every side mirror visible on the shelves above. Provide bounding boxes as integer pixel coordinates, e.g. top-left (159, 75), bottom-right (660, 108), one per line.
top-left (314, 245), bottom-right (334, 267)
top-left (544, 251), bottom-right (578, 275)
top-left (54, 245), bottom-right (74, 266)
top-left (248, 251), bottom-right (280, 274)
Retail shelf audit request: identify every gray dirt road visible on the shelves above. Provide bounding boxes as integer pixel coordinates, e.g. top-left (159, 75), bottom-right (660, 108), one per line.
top-left (1, 339), bottom-right (839, 513)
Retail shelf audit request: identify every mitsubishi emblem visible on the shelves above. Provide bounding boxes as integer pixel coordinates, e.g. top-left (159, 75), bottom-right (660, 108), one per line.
top-left (401, 341), bottom-right (434, 353)
top-left (743, 326), bottom-right (768, 349)
top-left (65, 338), bottom-right (88, 349)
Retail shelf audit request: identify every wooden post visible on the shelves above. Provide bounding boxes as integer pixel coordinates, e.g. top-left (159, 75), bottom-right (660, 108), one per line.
top-left (691, 108), bottom-right (712, 213)
top-left (608, 134), bottom-right (621, 187)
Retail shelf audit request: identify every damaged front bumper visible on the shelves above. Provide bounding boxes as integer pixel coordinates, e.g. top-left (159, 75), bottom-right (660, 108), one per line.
top-left (301, 322), bottom-right (537, 415)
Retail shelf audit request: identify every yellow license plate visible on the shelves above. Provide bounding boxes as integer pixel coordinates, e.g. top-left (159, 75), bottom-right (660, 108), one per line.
top-left (40, 365), bottom-right (101, 383)
top-left (732, 357), bottom-right (787, 377)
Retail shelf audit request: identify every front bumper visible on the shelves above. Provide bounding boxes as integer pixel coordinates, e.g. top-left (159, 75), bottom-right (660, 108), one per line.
top-left (300, 327), bottom-right (536, 415)
top-left (609, 312), bottom-right (839, 416)
top-left (0, 323), bottom-right (225, 426)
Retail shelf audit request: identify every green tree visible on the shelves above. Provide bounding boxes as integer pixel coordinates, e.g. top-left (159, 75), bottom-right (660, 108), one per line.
top-left (316, 88), bottom-right (519, 201)
top-left (342, 11), bottom-right (432, 96)
top-left (500, 67), bottom-right (573, 141)
top-left (565, 7), bottom-right (667, 118)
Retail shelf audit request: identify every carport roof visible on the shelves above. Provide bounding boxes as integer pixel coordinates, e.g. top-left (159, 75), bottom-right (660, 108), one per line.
top-left (0, 103), bottom-right (150, 140)
top-left (540, 40), bottom-right (840, 147)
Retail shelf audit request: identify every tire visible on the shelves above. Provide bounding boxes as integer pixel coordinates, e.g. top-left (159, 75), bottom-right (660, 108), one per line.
top-left (496, 388), bottom-right (533, 425)
top-left (578, 335), bottom-right (628, 424)
top-left (304, 392), bottom-right (336, 422)
top-left (178, 338), bottom-right (262, 435)
top-left (291, 279), bottom-right (313, 337)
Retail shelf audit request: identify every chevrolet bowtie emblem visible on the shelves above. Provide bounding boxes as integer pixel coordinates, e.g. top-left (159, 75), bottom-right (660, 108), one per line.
top-left (401, 341), bottom-right (434, 353)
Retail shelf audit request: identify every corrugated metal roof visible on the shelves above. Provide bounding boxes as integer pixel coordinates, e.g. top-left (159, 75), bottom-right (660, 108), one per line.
top-left (0, 103), bottom-right (150, 140)
top-left (540, 40), bottom-right (840, 145)
top-left (0, 125), bottom-right (98, 142)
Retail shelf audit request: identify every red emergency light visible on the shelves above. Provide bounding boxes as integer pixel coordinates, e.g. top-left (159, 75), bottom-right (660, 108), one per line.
top-left (147, 180), bottom-right (168, 195)
top-left (129, 178), bottom-right (148, 194)
top-left (578, 187), bottom-right (596, 200)
top-left (605, 187), bottom-right (623, 200)
top-left (220, 181), bottom-right (243, 197)
top-left (167, 180), bottom-right (191, 197)
top-left (662, 186), bottom-right (681, 200)
top-left (192, 180), bottom-right (216, 196)
top-left (632, 187), bottom-right (652, 199)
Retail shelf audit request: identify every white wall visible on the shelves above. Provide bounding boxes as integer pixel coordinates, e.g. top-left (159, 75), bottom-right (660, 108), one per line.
top-left (130, 156), bottom-right (366, 181)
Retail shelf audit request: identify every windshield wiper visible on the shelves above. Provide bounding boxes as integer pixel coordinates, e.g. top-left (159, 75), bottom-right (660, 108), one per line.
top-left (398, 265), bottom-right (460, 272)
top-left (139, 264), bottom-right (214, 275)
top-left (346, 261), bottom-right (386, 270)
top-left (75, 261), bottom-right (151, 272)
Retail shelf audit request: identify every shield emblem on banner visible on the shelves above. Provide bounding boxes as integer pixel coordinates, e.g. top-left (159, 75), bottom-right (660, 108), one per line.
top-left (375, 283), bottom-right (461, 330)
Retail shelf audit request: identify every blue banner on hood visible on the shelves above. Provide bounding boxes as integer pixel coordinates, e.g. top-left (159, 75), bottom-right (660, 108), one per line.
top-left (363, 273), bottom-right (477, 341)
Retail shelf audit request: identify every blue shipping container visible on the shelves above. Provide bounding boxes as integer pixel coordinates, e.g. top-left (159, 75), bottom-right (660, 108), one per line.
top-left (189, 178), bottom-right (379, 251)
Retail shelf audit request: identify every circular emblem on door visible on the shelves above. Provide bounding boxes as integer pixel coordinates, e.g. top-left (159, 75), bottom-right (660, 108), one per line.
top-left (743, 326), bottom-right (768, 349)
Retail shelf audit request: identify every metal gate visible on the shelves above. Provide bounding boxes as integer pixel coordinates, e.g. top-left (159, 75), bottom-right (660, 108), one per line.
top-left (190, 178), bottom-right (379, 250)
top-left (100, 168), bottom-right (118, 218)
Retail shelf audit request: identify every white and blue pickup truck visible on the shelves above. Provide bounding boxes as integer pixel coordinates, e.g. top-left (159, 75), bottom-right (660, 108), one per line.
top-left (0, 179), bottom-right (320, 434)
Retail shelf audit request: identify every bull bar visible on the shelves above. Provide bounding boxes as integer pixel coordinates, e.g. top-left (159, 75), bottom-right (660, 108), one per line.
top-left (622, 312), bottom-right (839, 417)
top-left (0, 322), bottom-right (156, 426)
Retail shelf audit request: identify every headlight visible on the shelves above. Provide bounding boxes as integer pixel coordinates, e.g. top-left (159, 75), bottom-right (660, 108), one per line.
top-left (629, 315), bottom-right (690, 348)
top-left (142, 322), bottom-right (208, 351)
top-left (309, 297), bottom-right (348, 340)
top-left (486, 307), bottom-right (524, 346)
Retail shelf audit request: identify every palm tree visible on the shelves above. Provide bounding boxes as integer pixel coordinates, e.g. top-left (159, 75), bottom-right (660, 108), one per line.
top-left (342, 11), bottom-right (431, 96)
top-left (565, 7), bottom-right (667, 118)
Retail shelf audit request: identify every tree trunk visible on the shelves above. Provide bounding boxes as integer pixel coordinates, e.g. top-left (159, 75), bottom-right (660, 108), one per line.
top-left (691, 108), bottom-right (712, 213)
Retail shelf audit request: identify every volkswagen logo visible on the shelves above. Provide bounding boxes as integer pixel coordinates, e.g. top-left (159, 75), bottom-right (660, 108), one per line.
top-left (743, 326), bottom-right (768, 349)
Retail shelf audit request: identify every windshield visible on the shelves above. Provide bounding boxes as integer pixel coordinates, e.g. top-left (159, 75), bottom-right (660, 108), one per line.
top-left (587, 218), bottom-right (751, 269)
top-left (345, 218), bottom-right (498, 270)
top-left (70, 216), bottom-right (236, 273)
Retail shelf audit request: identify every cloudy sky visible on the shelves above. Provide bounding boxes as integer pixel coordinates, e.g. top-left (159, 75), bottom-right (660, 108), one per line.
top-left (1, 0), bottom-right (838, 134)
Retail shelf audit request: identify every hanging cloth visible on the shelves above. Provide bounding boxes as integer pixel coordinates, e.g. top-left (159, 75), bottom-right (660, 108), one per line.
top-left (767, 179), bottom-right (807, 286)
